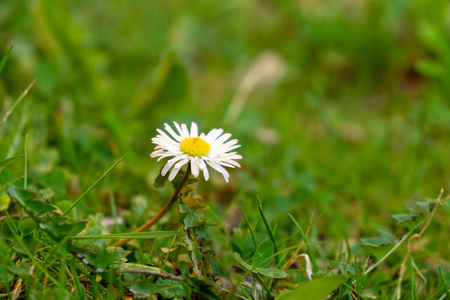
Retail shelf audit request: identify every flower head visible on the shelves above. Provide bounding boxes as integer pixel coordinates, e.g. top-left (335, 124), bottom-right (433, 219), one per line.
top-left (150, 122), bottom-right (242, 182)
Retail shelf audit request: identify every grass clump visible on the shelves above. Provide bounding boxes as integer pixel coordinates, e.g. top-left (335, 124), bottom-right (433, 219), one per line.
top-left (1, 1), bottom-right (449, 298)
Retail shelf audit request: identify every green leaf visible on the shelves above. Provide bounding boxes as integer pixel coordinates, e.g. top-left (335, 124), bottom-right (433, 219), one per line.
top-left (54, 221), bottom-right (88, 237)
top-left (63, 155), bottom-right (126, 216)
top-left (0, 155), bottom-right (23, 168)
top-left (82, 244), bottom-right (130, 272)
top-left (16, 232), bottom-right (35, 254)
top-left (156, 278), bottom-right (189, 298)
top-left (0, 266), bottom-right (14, 284)
top-left (8, 263), bottom-right (31, 276)
top-left (1, 218), bottom-right (17, 239)
top-left (0, 193), bottom-right (11, 211)
top-left (19, 218), bottom-right (38, 235)
top-left (26, 201), bottom-right (60, 213)
top-left (130, 278), bottom-right (178, 297)
top-left (183, 232), bottom-right (203, 277)
top-left (153, 171), bottom-right (168, 188)
top-left (182, 211), bottom-right (206, 229)
top-left (7, 184), bottom-right (37, 206)
top-left (277, 275), bottom-right (347, 300)
top-left (359, 230), bottom-right (395, 262)
top-left (118, 263), bottom-right (168, 275)
top-left (39, 218), bottom-right (89, 238)
top-left (54, 200), bottom-right (73, 213)
top-left (234, 252), bottom-right (253, 271)
top-left (256, 267), bottom-right (287, 278)
top-left (73, 230), bottom-right (182, 240)
top-left (252, 240), bottom-right (273, 268)
top-left (416, 199), bottom-right (437, 212)
top-left (392, 214), bottom-right (416, 224)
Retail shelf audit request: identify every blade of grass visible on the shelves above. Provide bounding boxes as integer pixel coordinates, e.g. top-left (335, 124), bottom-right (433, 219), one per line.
top-left (24, 134), bottom-right (28, 189)
top-left (354, 258), bottom-right (361, 300)
top-left (20, 134), bottom-right (29, 222)
top-left (237, 244), bottom-right (299, 283)
top-left (438, 266), bottom-right (449, 298)
top-left (74, 262), bottom-right (107, 296)
top-left (237, 202), bottom-right (257, 248)
top-left (257, 196), bottom-right (278, 264)
top-left (0, 239), bottom-right (12, 299)
top-left (109, 192), bottom-right (120, 233)
top-left (0, 155), bottom-right (23, 168)
top-left (58, 256), bottom-right (67, 300)
top-left (363, 220), bottom-right (424, 277)
top-left (107, 269), bottom-right (115, 300)
top-left (288, 214), bottom-right (319, 273)
top-left (4, 212), bottom-right (61, 287)
top-left (162, 228), bottom-right (182, 271)
top-left (63, 155), bottom-right (126, 216)
top-left (410, 258), bottom-right (417, 300)
top-left (342, 282), bottom-right (369, 300)
top-left (252, 273), bottom-right (257, 300)
top-left (277, 210), bottom-right (327, 246)
top-left (69, 264), bottom-right (87, 300)
top-left (0, 45), bottom-right (12, 75)
top-left (0, 78), bottom-right (36, 127)
top-left (72, 231), bottom-right (182, 240)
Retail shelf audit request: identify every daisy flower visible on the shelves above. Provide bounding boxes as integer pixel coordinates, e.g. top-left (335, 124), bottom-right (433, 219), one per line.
top-left (150, 122), bottom-right (242, 183)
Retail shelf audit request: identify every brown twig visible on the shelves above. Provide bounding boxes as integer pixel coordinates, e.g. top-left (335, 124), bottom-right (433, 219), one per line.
top-left (113, 166), bottom-right (191, 247)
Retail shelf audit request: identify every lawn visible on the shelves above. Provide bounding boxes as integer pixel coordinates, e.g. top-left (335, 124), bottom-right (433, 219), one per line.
top-left (0, 1), bottom-right (449, 299)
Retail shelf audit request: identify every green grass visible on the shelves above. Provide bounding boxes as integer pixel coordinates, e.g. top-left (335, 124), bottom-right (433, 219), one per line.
top-left (0, 0), bottom-right (449, 299)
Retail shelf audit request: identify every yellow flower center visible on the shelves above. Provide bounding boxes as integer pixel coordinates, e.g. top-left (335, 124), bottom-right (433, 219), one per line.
top-left (180, 137), bottom-right (211, 157)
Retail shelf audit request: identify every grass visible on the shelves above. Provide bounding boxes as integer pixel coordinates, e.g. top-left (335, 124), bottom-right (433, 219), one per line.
top-left (0, 0), bottom-right (449, 299)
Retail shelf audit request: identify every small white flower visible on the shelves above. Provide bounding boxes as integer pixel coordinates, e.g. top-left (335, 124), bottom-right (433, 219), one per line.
top-left (150, 122), bottom-right (242, 183)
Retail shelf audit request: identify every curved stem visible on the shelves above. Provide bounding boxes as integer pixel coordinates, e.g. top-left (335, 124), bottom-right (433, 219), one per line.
top-left (113, 165), bottom-right (191, 247)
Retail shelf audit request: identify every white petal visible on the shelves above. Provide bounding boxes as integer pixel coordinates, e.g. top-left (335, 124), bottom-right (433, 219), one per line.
top-left (175, 158), bottom-right (189, 169)
top-left (161, 156), bottom-right (185, 175)
top-left (174, 121), bottom-right (184, 137)
top-left (203, 165), bottom-right (209, 181)
top-left (198, 158), bottom-right (207, 170)
top-left (157, 153), bottom-right (177, 162)
top-left (205, 129), bottom-right (223, 143)
top-left (216, 161), bottom-right (236, 168)
top-left (164, 123), bottom-right (182, 142)
top-left (191, 158), bottom-right (200, 177)
top-left (156, 129), bottom-right (179, 146)
top-left (211, 133), bottom-right (232, 147)
top-left (162, 161), bottom-right (174, 176)
top-left (181, 123), bottom-right (190, 138)
top-left (190, 122), bottom-right (198, 137)
top-left (168, 166), bottom-right (181, 181)
top-left (150, 150), bottom-right (164, 158)
top-left (212, 144), bottom-right (241, 155)
top-left (207, 161), bottom-right (230, 181)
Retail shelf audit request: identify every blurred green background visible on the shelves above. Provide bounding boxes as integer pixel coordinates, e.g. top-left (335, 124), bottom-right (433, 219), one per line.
top-left (1, 0), bottom-right (449, 241)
